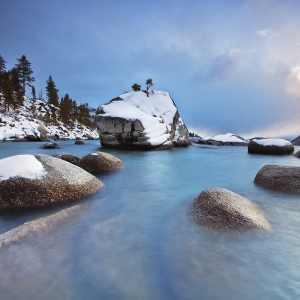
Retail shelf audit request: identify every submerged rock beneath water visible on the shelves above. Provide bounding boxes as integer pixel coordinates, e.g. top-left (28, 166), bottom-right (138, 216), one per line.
top-left (78, 152), bottom-right (124, 173)
top-left (0, 154), bottom-right (104, 209)
top-left (191, 188), bottom-right (271, 234)
top-left (255, 165), bottom-right (300, 194)
top-left (40, 142), bottom-right (60, 149)
top-left (0, 204), bottom-right (85, 248)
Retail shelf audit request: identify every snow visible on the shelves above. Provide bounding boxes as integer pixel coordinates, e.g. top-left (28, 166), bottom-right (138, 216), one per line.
top-left (253, 138), bottom-right (291, 147)
top-left (0, 97), bottom-right (99, 141)
top-left (91, 153), bottom-right (98, 156)
top-left (0, 155), bottom-right (46, 181)
top-left (207, 133), bottom-right (249, 143)
top-left (100, 91), bottom-right (178, 144)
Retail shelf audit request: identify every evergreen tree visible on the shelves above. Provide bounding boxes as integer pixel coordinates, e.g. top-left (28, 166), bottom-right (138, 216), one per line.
top-left (132, 83), bottom-right (141, 92)
top-left (60, 93), bottom-right (72, 124)
top-left (2, 71), bottom-right (14, 111)
top-left (15, 55), bottom-right (35, 95)
top-left (46, 75), bottom-right (59, 106)
top-left (10, 67), bottom-right (24, 105)
top-left (0, 55), bottom-right (6, 76)
top-left (145, 79), bottom-right (153, 97)
top-left (31, 86), bottom-right (36, 99)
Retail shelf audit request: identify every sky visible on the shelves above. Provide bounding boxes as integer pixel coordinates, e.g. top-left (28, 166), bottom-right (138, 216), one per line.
top-left (1, 0), bottom-right (300, 139)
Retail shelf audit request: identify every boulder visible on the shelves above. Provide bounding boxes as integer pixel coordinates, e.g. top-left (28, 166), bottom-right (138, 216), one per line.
top-left (40, 142), bottom-right (60, 149)
top-left (95, 91), bottom-right (189, 150)
top-left (0, 154), bottom-right (104, 209)
top-left (24, 128), bottom-right (39, 141)
top-left (191, 188), bottom-right (271, 234)
top-left (291, 135), bottom-right (300, 145)
top-left (191, 133), bottom-right (249, 146)
top-left (75, 139), bottom-right (86, 145)
top-left (52, 152), bottom-right (80, 165)
top-left (36, 123), bottom-right (53, 141)
top-left (255, 165), bottom-right (300, 194)
top-left (79, 152), bottom-right (124, 173)
top-left (294, 150), bottom-right (300, 158)
top-left (248, 138), bottom-right (294, 155)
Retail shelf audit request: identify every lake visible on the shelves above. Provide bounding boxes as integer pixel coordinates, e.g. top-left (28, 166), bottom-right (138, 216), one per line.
top-left (0, 140), bottom-right (300, 300)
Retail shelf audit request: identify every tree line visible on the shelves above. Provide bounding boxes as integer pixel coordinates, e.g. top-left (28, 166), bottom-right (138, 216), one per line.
top-left (0, 54), bottom-right (94, 128)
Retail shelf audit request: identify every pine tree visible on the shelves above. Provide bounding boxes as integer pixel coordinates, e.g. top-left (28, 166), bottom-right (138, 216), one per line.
top-left (132, 83), bottom-right (141, 92)
top-left (15, 55), bottom-right (35, 95)
top-left (60, 93), bottom-right (72, 124)
top-left (146, 79), bottom-right (153, 97)
top-left (46, 75), bottom-right (59, 106)
top-left (0, 55), bottom-right (6, 99)
top-left (31, 86), bottom-right (36, 99)
top-left (10, 67), bottom-right (23, 105)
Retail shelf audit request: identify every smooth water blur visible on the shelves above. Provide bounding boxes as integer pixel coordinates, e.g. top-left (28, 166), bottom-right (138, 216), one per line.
top-left (1, 141), bottom-right (300, 299)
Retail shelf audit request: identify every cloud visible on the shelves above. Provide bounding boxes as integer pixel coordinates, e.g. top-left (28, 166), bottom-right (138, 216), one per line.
top-left (286, 66), bottom-right (300, 97)
top-left (257, 28), bottom-right (272, 36)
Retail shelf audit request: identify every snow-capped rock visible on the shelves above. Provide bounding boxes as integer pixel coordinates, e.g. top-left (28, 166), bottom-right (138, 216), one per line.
top-left (191, 133), bottom-right (249, 146)
top-left (95, 91), bottom-right (189, 150)
top-left (248, 138), bottom-right (294, 155)
top-left (0, 97), bottom-right (98, 141)
top-left (0, 154), bottom-right (104, 209)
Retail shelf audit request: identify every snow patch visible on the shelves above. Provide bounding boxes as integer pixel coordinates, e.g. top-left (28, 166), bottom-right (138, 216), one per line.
top-left (253, 138), bottom-right (291, 147)
top-left (0, 155), bottom-right (47, 181)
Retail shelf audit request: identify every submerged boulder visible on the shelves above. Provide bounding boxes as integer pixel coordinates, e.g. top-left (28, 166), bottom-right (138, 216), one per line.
top-left (191, 188), bottom-right (271, 234)
top-left (75, 139), bottom-right (86, 145)
top-left (52, 152), bottom-right (80, 165)
top-left (40, 142), bottom-right (60, 149)
top-left (255, 165), bottom-right (300, 194)
top-left (95, 91), bottom-right (189, 150)
top-left (248, 138), bottom-right (294, 155)
top-left (0, 154), bottom-right (104, 209)
top-left (79, 152), bottom-right (124, 173)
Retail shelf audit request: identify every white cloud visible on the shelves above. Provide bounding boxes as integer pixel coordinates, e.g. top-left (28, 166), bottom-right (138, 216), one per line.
top-left (257, 28), bottom-right (272, 36)
top-left (286, 66), bottom-right (300, 97)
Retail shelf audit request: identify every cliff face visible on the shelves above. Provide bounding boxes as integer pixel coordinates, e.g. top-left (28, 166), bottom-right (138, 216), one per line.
top-left (95, 91), bottom-right (189, 150)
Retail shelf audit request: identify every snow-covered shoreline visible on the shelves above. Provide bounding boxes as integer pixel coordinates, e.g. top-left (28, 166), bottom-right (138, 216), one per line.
top-left (0, 97), bottom-right (98, 141)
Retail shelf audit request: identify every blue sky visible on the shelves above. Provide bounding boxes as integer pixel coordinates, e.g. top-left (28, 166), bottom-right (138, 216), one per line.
top-left (1, 0), bottom-right (300, 138)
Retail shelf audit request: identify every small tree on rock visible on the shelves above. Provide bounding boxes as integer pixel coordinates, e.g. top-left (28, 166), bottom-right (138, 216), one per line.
top-left (146, 79), bottom-right (153, 97)
top-left (132, 83), bottom-right (141, 92)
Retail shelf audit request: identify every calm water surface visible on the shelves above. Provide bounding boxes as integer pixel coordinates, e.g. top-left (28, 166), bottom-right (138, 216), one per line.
top-left (0, 141), bottom-right (300, 299)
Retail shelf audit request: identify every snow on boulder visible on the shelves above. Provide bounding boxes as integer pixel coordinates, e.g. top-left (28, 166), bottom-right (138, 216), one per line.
top-left (78, 152), bottom-right (125, 173)
top-left (255, 165), bottom-right (300, 194)
top-left (191, 188), bottom-right (271, 234)
top-left (0, 154), bottom-right (104, 209)
top-left (95, 91), bottom-right (189, 150)
top-left (248, 138), bottom-right (294, 155)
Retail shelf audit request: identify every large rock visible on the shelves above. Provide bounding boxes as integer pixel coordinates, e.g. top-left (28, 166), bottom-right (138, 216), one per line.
top-left (52, 152), bottom-right (80, 165)
top-left (191, 133), bottom-right (249, 146)
top-left (255, 165), bottom-right (300, 194)
top-left (291, 135), bottom-right (300, 145)
top-left (0, 154), bottom-right (104, 209)
top-left (191, 188), bottom-right (271, 234)
top-left (95, 91), bottom-right (189, 150)
top-left (248, 138), bottom-right (294, 155)
top-left (40, 142), bottom-right (60, 149)
top-left (79, 152), bottom-right (124, 173)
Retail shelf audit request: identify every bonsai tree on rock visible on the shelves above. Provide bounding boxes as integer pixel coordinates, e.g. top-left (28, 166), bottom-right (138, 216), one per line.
top-left (145, 79), bottom-right (153, 97)
top-left (131, 83), bottom-right (141, 92)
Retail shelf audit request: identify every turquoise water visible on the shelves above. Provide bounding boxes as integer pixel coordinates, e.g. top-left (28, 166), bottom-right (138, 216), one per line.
top-left (1, 141), bottom-right (300, 299)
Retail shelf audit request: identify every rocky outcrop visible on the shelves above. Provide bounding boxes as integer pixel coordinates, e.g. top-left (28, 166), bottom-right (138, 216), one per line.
top-left (191, 133), bottom-right (249, 146)
top-left (0, 154), bottom-right (104, 209)
top-left (291, 135), bottom-right (300, 145)
top-left (95, 91), bottom-right (189, 150)
top-left (191, 188), bottom-right (271, 234)
top-left (248, 138), bottom-right (294, 155)
top-left (79, 152), bottom-right (124, 173)
top-left (255, 165), bottom-right (300, 194)
top-left (52, 152), bottom-right (80, 165)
